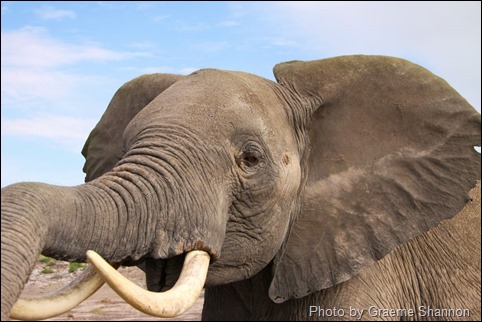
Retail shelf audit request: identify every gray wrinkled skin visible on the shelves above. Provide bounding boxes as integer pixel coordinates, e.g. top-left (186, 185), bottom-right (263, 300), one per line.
top-left (1, 55), bottom-right (481, 320)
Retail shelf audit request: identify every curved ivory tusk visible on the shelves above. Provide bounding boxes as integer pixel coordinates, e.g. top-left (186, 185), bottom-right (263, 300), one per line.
top-left (86, 249), bottom-right (210, 318)
top-left (10, 264), bottom-right (116, 320)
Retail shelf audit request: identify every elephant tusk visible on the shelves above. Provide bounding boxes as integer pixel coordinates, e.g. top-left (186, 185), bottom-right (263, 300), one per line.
top-left (86, 249), bottom-right (210, 318)
top-left (10, 264), bottom-right (117, 320)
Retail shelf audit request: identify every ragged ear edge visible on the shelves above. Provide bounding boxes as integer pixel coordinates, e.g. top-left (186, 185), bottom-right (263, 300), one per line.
top-left (82, 73), bottom-right (183, 181)
top-left (269, 55), bottom-right (481, 303)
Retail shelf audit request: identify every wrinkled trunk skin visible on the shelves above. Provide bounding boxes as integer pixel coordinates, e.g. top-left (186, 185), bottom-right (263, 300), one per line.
top-left (1, 178), bottom-right (158, 320)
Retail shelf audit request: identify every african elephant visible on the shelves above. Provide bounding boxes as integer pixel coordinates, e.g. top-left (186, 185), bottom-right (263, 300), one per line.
top-left (1, 55), bottom-right (480, 321)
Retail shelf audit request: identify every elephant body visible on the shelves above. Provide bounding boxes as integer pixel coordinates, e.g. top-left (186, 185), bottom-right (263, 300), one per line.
top-left (1, 55), bottom-right (480, 321)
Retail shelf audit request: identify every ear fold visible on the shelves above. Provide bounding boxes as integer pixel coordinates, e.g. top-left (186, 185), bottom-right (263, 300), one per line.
top-left (269, 55), bottom-right (481, 303)
top-left (82, 73), bottom-right (183, 181)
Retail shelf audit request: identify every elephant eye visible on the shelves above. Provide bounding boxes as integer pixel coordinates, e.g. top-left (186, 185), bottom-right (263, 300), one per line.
top-left (242, 151), bottom-right (260, 167)
top-left (237, 144), bottom-right (264, 169)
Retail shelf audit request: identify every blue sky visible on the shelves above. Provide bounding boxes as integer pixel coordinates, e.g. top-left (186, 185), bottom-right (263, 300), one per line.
top-left (1, 1), bottom-right (481, 187)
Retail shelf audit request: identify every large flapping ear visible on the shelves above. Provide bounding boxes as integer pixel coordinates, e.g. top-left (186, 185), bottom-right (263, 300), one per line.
top-left (269, 55), bottom-right (481, 303)
top-left (82, 73), bottom-right (183, 181)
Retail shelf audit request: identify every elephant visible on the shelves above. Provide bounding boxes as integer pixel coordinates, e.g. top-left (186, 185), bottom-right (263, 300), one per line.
top-left (1, 55), bottom-right (481, 321)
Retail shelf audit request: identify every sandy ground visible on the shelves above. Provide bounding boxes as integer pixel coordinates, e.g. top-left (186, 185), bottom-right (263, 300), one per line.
top-left (15, 260), bottom-right (203, 321)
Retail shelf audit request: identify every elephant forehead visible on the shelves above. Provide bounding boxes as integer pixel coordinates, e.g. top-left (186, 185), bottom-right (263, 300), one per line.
top-left (159, 69), bottom-right (282, 115)
top-left (132, 69), bottom-right (290, 139)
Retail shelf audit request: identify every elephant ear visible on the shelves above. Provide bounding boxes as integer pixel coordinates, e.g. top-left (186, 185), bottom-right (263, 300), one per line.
top-left (82, 73), bottom-right (183, 181)
top-left (269, 55), bottom-right (481, 303)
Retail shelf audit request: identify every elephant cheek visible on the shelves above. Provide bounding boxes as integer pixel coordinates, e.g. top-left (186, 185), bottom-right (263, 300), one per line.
top-left (204, 217), bottom-right (289, 287)
top-left (204, 155), bottom-right (301, 286)
top-left (204, 208), bottom-right (296, 288)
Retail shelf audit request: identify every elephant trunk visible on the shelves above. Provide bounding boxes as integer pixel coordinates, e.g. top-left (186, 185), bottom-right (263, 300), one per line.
top-left (1, 177), bottom-right (160, 320)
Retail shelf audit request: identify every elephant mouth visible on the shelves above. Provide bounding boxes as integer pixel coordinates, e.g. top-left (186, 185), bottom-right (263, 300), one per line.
top-left (142, 253), bottom-right (187, 292)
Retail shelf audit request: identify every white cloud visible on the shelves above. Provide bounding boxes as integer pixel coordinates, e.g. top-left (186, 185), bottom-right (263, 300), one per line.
top-left (1, 68), bottom-right (112, 110)
top-left (1, 26), bottom-right (146, 68)
top-left (1, 68), bottom-right (80, 103)
top-left (271, 2), bottom-right (480, 55)
top-left (1, 116), bottom-right (97, 152)
top-left (35, 6), bottom-right (76, 20)
top-left (1, 26), bottom-right (150, 110)
top-left (266, 1), bottom-right (481, 111)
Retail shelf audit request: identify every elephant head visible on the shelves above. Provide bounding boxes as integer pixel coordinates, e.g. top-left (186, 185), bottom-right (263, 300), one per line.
top-left (1, 55), bottom-right (480, 320)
